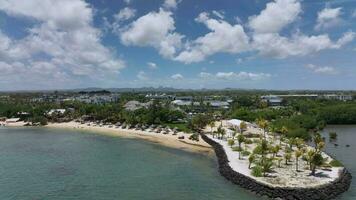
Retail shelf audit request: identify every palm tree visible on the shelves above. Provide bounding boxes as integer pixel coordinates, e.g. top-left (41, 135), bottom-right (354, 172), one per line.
top-left (261, 158), bottom-right (273, 177)
top-left (237, 134), bottom-right (245, 159)
top-left (209, 121), bottom-right (215, 137)
top-left (240, 121), bottom-right (247, 134)
top-left (295, 150), bottom-right (302, 172)
top-left (220, 128), bottom-right (226, 140)
top-left (260, 139), bottom-right (269, 159)
top-left (257, 118), bottom-right (268, 139)
top-left (280, 126), bottom-right (288, 145)
top-left (228, 139), bottom-right (235, 147)
top-left (295, 137), bottom-right (304, 150)
top-left (269, 125), bottom-right (277, 140)
top-left (310, 152), bottom-right (325, 176)
top-left (284, 153), bottom-right (291, 165)
top-left (271, 145), bottom-right (280, 158)
top-left (217, 125), bottom-right (223, 139)
top-left (288, 138), bottom-right (296, 149)
top-left (248, 154), bottom-right (255, 169)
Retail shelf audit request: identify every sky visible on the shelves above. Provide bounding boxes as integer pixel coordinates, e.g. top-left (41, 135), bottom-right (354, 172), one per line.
top-left (0, 0), bottom-right (355, 91)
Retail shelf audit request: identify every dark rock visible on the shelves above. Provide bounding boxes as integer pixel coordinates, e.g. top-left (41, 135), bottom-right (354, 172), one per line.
top-left (200, 133), bottom-right (352, 200)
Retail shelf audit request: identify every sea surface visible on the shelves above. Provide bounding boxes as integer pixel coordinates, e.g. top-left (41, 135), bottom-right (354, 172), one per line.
top-left (321, 125), bottom-right (356, 200)
top-left (0, 127), bottom-right (260, 200)
top-left (0, 126), bottom-right (354, 200)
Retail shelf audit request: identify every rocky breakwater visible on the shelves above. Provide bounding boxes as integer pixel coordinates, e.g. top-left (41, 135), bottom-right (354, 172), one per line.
top-left (201, 133), bottom-right (352, 200)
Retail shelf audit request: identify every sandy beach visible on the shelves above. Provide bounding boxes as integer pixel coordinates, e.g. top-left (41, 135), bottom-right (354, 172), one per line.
top-left (46, 121), bottom-right (213, 155)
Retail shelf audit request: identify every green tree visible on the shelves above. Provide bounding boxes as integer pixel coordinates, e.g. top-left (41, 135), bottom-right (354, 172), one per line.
top-left (257, 118), bottom-right (269, 139)
top-left (295, 150), bottom-right (302, 172)
top-left (237, 134), bottom-right (245, 159)
top-left (284, 153), bottom-right (291, 165)
top-left (228, 139), bottom-right (235, 147)
top-left (248, 154), bottom-right (255, 169)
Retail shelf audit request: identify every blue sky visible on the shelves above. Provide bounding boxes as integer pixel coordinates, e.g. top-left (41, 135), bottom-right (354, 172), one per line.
top-left (0, 0), bottom-right (355, 90)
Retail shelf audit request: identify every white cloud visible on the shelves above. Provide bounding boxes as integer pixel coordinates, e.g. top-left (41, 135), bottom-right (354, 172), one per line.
top-left (163, 0), bottom-right (179, 10)
top-left (120, 8), bottom-right (183, 59)
top-left (137, 71), bottom-right (148, 80)
top-left (212, 10), bottom-right (224, 19)
top-left (306, 64), bottom-right (337, 75)
top-left (0, 0), bottom-right (125, 88)
top-left (252, 32), bottom-right (355, 58)
top-left (198, 71), bottom-right (271, 81)
top-left (175, 12), bottom-right (250, 63)
top-left (248, 1), bottom-right (354, 59)
top-left (315, 7), bottom-right (343, 30)
top-left (248, 0), bottom-right (301, 33)
top-left (124, 0), bottom-right (131, 5)
top-left (114, 7), bottom-right (136, 22)
top-left (171, 73), bottom-right (184, 80)
top-left (147, 62), bottom-right (158, 69)
top-left (199, 72), bottom-right (213, 79)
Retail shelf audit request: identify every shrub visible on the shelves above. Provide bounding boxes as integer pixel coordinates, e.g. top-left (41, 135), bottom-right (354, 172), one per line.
top-left (189, 133), bottom-right (199, 141)
top-left (329, 159), bottom-right (343, 167)
top-left (244, 139), bottom-right (253, 144)
top-left (251, 165), bottom-right (263, 177)
top-left (242, 150), bottom-right (251, 156)
top-left (228, 139), bottom-right (235, 147)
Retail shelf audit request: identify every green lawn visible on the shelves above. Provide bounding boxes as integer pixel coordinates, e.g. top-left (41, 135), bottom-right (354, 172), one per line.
top-left (164, 122), bottom-right (192, 133)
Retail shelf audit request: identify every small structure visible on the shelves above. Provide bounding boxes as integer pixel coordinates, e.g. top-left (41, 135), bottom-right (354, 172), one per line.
top-left (47, 109), bottom-right (66, 116)
top-left (226, 119), bottom-right (250, 133)
top-left (5, 118), bottom-right (21, 123)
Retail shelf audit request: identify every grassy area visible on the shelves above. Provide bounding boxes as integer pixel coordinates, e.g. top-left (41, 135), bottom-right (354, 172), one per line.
top-left (164, 122), bottom-right (192, 133)
top-left (329, 159), bottom-right (344, 167)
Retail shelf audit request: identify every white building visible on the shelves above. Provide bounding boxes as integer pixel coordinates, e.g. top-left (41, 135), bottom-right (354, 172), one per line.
top-left (226, 119), bottom-right (250, 131)
top-left (47, 109), bottom-right (66, 116)
top-left (321, 94), bottom-right (353, 101)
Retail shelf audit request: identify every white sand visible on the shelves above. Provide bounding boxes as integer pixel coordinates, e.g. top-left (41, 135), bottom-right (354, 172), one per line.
top-left (0, 121), bottom-right (27, 127)
top-left (46, 122), bottom-right (213, 154)
top-left (206, 121), bottom-right (344, 188)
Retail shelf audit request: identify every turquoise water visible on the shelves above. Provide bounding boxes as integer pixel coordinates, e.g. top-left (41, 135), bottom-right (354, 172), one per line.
top-left (0, 127), bottom-right (261, 200)
top-left (321, 125), bottom-right (356, 200)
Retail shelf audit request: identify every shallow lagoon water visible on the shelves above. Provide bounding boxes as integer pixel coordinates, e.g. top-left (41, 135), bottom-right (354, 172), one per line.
top-left (0, 127), bottom-right (261, 200)
top-left (0, 126), bottom-right (354, 200)
top-left (321, 125), bottom-right (356, 200)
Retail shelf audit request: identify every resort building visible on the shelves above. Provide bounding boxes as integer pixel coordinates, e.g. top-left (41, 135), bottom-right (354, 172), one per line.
top-left (320, 94), bottom-right (353, 101)
top-left (261, 95), bottom-right (283, 106)
top-left (205, 101), bottom-right (230, 109)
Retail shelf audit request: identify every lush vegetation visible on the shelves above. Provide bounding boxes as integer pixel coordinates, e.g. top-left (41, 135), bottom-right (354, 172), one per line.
top-left (1, 91), bottom-right (356, 140)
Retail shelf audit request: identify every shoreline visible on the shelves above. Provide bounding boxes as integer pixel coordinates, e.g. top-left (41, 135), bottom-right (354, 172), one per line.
top-left (45, 122), bottom-right (213, 155)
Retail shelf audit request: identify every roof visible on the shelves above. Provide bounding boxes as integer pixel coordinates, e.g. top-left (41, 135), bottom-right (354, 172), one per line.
top-left (227, 119), bottom-right (245, 127)
top-left (6, 118), bottom-right (20, 123)
top-left (47, 109), bottom-right (66, 115)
